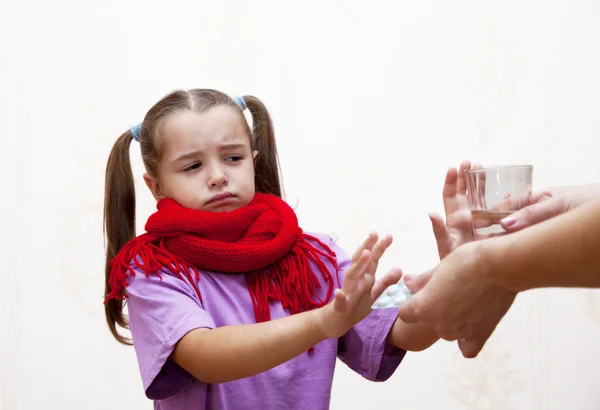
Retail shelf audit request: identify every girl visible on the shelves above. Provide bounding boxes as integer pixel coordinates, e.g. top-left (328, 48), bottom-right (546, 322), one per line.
top-left (103, 89), bottom-right (439, 410)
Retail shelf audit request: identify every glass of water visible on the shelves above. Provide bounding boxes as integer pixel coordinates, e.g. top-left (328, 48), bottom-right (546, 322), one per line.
top-left (465, 165), bottom-right (533, 240)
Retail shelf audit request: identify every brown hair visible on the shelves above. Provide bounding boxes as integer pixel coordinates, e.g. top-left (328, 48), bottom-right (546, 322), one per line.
top-left (103, 89), bottom-right (283, 344)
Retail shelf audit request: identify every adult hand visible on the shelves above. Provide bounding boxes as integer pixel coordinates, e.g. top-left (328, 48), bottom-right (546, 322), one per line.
top-left (501, 183), bottom-right (600, 232)
top-left (429, 161), bottom-right (482, 259)
top-left (397, 241), bottom-right (517, 358)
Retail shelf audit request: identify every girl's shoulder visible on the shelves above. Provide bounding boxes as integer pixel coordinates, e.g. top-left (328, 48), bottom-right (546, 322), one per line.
top-left (304, 232), bottom-right (351, 265)
top-left (304, 231), bottom-right (342, 247)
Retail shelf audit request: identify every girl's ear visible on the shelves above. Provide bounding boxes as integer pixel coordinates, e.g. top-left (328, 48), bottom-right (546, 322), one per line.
top-left (143, 173), bottom-right (165, 201)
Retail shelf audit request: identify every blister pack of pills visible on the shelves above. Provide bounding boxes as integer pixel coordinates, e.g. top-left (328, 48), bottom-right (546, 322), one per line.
top-left (371, 282), bottom-right (414, 309)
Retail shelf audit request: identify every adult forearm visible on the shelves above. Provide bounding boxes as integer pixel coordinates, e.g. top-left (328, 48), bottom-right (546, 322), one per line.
top-left (484, 199), bottom-right (600, 292)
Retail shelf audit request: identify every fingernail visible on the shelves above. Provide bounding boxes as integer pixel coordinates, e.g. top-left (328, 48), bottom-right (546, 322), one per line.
top-left (501, 216), bottom-right (516, 226)
top-left (404, 275), bottom-right (415, 283)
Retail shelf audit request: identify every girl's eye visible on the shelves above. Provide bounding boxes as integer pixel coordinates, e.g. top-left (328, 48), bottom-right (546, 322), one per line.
top-left (225, 156), bottom-right (243, 162)
top-left (183, 163), bottom-right (201, 172)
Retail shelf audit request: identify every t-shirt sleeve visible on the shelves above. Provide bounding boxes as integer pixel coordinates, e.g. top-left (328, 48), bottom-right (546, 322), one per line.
top-left (124, 266), bottom-right (216, 399)
top-left (329, 238), bottom-right (407, 381)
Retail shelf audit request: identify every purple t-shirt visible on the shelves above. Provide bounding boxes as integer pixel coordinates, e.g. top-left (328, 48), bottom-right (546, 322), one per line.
top-left (125, 233), bottom-right (406, 410)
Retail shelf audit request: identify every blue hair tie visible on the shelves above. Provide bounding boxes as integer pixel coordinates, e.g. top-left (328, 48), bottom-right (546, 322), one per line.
top-left (130, 123), bottom-right (142, 142)
top-left (233, 96), bottom-right (247, 111)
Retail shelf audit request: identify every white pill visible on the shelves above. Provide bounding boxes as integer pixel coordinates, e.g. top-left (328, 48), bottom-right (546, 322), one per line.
top-left (372, 283), bottom-right (415, 309)
top-left (393, 294), bottom-right (407, 307)
top-left (373, 295), bottom-right (391, 308)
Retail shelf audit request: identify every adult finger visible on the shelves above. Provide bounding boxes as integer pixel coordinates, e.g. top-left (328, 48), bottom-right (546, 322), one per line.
top-left (403, 269), bottom-right (433, 293)
top-left (457, 160), bottom-right (472, 196)
top-left (458, 336), bottom-right (486, 358)
top-left (396, 296), bottom-right (422, 324)
top-left (456, 323), bottom-right (476, 340)
top-left (472, 163), bottom-right (487, 209)
top-left (442, 167), bottom-right (459, 216)
top-left (436, 324), bottom-right (461, 342)
top-left (500, 197), bottom-right (564, 231)
top-left (429, 212), bottom-right (452, 258)
top-left (457, 314), bottom-right (498, 358)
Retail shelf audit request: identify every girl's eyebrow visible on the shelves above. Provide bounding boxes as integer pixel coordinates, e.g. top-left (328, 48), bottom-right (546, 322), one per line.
top-left (219, 143), bottom-right (246, 151)
top-left (173, 150), bottom-right (203, 164)
top-left (172, 144), bottom-right (247, 164)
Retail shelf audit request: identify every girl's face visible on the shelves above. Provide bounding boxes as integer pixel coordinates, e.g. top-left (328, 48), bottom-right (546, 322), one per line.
top-left (144, 105), bottom-right (258, 212)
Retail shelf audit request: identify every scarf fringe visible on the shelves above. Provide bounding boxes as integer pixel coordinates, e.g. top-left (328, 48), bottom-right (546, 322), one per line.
top-left (105, 233), bottom-right (339, 328)
top-left (247, 233), bottom-right (339, 323)
top-left (105, 233), bottom-right (202, 303)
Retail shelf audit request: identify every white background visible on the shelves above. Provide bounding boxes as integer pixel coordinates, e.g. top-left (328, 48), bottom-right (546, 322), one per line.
top-left (2, 1), bottom-right (600, 409)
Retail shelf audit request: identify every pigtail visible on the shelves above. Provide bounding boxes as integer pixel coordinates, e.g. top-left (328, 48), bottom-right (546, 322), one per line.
top-left (243, 95), bottom-right (283, 198)
top-left (103, 130), bottom-right (136, 345)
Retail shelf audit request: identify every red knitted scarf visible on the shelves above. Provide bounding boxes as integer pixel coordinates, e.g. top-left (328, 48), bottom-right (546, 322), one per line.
top-left (105, 193), bottom-right (339, 323)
